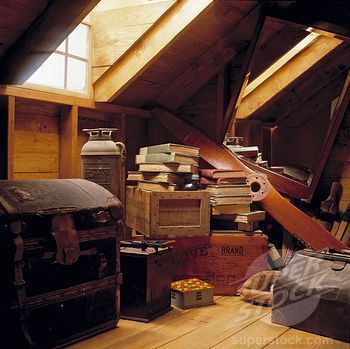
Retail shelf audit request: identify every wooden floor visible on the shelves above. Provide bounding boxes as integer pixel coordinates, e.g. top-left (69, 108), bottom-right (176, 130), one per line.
top-left (70, 296), bottom-right (349, 349)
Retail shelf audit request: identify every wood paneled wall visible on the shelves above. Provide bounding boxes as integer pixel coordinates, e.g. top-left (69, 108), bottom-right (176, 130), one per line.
top-left (1, 95), bottom-right (148, 184)
top-left (91, 0), bottom-right (176, 82)
top-left (14, 99), bottom-right (60, 179)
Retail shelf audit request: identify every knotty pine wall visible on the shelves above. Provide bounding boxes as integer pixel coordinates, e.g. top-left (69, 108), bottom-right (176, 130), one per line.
top-left (91, 0), bottom-right (176, 82)
top-left (1, 95), bottom-right (148, 183)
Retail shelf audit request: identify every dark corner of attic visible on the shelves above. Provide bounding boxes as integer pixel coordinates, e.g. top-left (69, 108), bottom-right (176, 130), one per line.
top-left (0, 0), bottom-right (349, 348)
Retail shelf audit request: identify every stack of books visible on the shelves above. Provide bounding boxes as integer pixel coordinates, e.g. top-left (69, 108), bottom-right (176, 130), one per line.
top-left (199, 168), bottom-right (266, 233)
top-left (200, 169), bottom-right (251, 215)
top-left (127, 143), bottom-right (200, 191)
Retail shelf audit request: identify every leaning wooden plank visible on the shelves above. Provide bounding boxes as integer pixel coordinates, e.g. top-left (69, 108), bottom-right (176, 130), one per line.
top-left (94, 0), bottom-right (214, 102)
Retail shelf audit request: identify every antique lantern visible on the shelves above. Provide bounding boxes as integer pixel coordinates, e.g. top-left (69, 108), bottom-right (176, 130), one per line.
top-left (81, 128), bottom-right (126, 203)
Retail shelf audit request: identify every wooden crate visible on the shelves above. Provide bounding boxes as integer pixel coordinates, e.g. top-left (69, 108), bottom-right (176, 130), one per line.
top-left (172, 234), bottom-right (268, 295)
top-left (126, 186), bottom-right (210, 238)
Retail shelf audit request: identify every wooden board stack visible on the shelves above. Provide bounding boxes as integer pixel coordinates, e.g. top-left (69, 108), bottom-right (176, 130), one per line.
top-left (127, 143), bottom-right (200, 191)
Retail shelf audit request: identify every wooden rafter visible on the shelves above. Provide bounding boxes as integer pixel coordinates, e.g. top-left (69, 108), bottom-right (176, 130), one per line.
top-left (0, 0), bottom-right (100, 85)
top-left (0, 85), bottom-right (151, 118)
top-left (93, 0), bottom-right (214, 102)
top-left (236, 35), bottom-right (343, 120)
top-left (156, 2), bottom-right (260, 110)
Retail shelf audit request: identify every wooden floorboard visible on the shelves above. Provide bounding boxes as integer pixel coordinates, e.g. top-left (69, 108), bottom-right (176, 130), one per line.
top-left (69, 297), bottom-right (349, 349)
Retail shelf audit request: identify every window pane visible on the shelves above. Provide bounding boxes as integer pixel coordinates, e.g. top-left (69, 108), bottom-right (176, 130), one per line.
top-left (68, 24), bottom-right (89, 58)
top-left (26, 53), bottom-right (65, 89)
top-left (67, 58), bottom-right (87, 92)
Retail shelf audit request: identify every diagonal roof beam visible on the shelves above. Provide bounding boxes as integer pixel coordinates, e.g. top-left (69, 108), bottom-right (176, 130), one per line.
top-left (155, 2), bottom-right (261, 110)
top-left (93, 0), bottom-right (214, 102)
top-left (0, 0), bottom-right (100, 85)
top-left (236, 35), bottom-right (343, 120)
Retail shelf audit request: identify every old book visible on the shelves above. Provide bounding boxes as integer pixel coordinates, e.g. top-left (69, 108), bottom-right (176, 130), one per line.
top-left (237, 221), bottom-right (259, 232)
top-left (234, 210), bottom-right (266, 223)
top-left (211, 218), bottom-right (259, 232)
top-left (206, 184), bottom-right (251, 196)
top-left (211, 229), bottom-right (263, 235)
top-left (210, 194), bottom-right (252, 205)
top-left (135, 153), bottom-right (199, 166)
top-left (139, 143), bottom-right (200, 157)
top-left (199, 168), bottom-right (246, 179)
top-left (138, 163), bottom-right (198, 174)
top-left (137, 180), bottom-right (177, 192)
top-left (200, 176), bottom-right (247, 185)
top-left (227, 145), bottom-right (259, 158)
top-left (127, 171), bottom-right (185, 184)
top-left (211, 203), bottom-right (251, 215)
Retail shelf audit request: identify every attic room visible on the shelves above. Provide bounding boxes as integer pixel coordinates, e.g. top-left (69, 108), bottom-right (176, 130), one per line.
top-left (0, 0), bottom-right (349, 348)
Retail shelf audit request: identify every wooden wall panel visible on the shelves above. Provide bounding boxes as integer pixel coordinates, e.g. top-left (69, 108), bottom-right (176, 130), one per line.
top-left (14, 99), bottom-right (60, 179)
top-left (91, 0), bottom-right (176, 82)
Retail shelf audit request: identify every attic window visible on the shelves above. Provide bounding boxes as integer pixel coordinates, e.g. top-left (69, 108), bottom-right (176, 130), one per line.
top-left (25, 23), bottom-right (90, 94)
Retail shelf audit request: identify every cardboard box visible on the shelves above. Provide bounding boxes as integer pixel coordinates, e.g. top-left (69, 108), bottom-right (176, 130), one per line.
top-left (171, 278), bottom-right (214, 309)
top-left (126, 186), bottom-right (210, 238)
top-left (172, 234), bottom-right (268, 295)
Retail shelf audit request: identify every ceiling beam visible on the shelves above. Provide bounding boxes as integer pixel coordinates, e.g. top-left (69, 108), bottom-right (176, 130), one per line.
top-left (0, 0), bottom-right (100, 85)
top-left (93, 0), bottom-right (214, 102)
top-left (236, 35), bottom-right (343, 120)
top-left (0, 85), bottom-right (152, 118)
top-left (155, 2), bottom-right (260, 110)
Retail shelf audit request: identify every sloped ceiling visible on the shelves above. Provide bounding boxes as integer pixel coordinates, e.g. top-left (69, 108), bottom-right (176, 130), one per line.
top-left (92, 0), bottom-right (350, 122)
top-left (0, 0), bottom-right (51, 60)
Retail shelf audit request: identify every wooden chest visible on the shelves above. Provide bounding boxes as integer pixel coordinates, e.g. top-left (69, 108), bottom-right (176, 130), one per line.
top-left (172, 234), bottom-right (268, 295)
top-left (120, 240), bottom-right (173, 322)
top-left (126, 186), bottom-right (210, 238)
top-left (0, 179), bottom-right (123, 348)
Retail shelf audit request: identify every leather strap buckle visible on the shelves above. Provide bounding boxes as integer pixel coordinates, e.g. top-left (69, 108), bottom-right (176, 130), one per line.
top-left (51, 214), bottom-right (80, 265)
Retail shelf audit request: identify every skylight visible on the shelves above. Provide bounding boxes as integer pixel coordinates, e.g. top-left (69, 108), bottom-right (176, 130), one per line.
top-left (243, 31), bottom-right (320, 97)
top-left (25, 23), bottom-right (90, 94)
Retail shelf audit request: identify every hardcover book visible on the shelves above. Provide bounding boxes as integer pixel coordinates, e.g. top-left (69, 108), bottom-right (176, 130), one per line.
top-left (206, 184), bottom-right (251, 196)
top-left (127, 171), bottom-right (185, 184)
top-left (135, 152), bottom-right (199, 165)
top-left (234, 210), bottom-right (266, 223)
top-left (199, 168), bottom-right (246, 179)
top-left (211, 203), bottom-right (251, 215)
top-left (139, 143), bottom-right (200, 157)
top-left (138, 163), bottom-right (198, 174)
top-left (210, 194), bottom-right (252, 205)
top-left (137, 180), bottom-right (178, 192)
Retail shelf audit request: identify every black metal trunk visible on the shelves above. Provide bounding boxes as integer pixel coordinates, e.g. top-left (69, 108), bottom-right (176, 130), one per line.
top-left (0, 179), bottom-right (123, 348)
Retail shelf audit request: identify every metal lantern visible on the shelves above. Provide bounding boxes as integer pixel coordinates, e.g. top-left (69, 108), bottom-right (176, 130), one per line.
top-left (81, 128), bottom-right (126, 203)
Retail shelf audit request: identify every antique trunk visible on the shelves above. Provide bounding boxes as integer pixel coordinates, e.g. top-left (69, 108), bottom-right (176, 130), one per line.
top-left (126, 186), bottom-right (210, 238)
top-left (0, 179), bottom-right (123, 348)
top-left (172, 234), bottom-right (268, 295)
top-left (272, 249), bottom-right (350, 343)
top-left (120, 240), bottom-right (173, 322)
